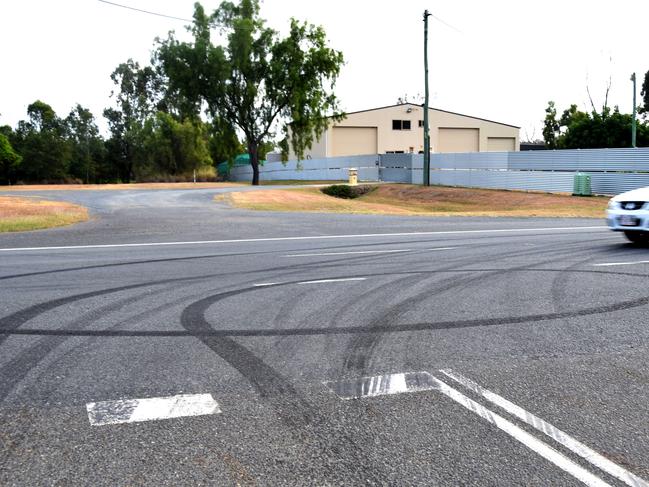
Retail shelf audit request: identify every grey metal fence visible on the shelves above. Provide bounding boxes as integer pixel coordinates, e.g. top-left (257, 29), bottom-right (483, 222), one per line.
top-left (229, 148), bottom-right (649, 195)
top-left (228, 155), bottom-right (379, 182)
top-left (405, 148), bottom-right (649, 194)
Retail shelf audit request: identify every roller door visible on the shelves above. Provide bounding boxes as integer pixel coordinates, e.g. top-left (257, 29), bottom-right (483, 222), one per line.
top-left (332, 127), bottom-right (377, 156)
top-left (487, 137), bottom-right (516, 152)
top-left (438, 128), bottom-right (479, 153)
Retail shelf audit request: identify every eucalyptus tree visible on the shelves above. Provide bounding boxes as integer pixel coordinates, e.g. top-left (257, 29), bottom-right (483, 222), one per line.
top-left (156, 0), bottom-right (344, 185)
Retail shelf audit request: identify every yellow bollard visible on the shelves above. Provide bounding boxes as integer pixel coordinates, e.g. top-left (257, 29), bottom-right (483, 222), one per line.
top-left (348, 168), bottom-right (358, 186)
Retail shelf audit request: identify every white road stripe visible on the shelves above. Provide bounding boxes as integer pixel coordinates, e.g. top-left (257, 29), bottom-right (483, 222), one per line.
top-left (284, 247), bottom-right (456, 257)
top-left (440, 369), bottom-right (649, 487)
top-left (86, 393), bottom-right (221, 426)
top-left (432, 376), bottom-right (611, 487)
top-left (324, 371), bottom-right (439, 400)
top-left (253, 282), bottom-right (281, 287)
top-left (297, 277), bottom-right (367, 285)
top-left (593, 260), bottom-right (649, 267)
top-left (0, 226), bottom-right (605, 252)
top-left (285, 249), bottom-right (412, 257)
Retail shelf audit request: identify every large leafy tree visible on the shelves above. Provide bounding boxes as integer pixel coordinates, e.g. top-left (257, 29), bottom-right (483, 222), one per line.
top-left (140, 112), bottom-right (212, 177)
top-left (641, 70), bottom-right (649, 117)
top-left (542, 100), bottom-right (649, 149)
top-left (65, 104), bottom-right (105, 183)
top-left (156, 0), bottom-right (344, 185)
top-left (13, 101), bottom-right (71, 182)
top-left (103, 60), bottom-right (160, 181)
top-left (0, 133), bottom-right (22, 184)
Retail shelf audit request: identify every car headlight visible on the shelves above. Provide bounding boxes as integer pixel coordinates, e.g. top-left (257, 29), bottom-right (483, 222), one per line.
top-left (607, 200), bottom-right (620, 210)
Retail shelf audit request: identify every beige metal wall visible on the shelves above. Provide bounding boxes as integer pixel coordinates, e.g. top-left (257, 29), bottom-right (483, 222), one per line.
top-left (288, 103), bottom-right (519, 159)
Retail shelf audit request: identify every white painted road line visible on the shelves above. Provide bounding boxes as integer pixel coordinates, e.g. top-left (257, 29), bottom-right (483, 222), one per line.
top-left (253, 282), bottom-right (281, 287)
top-left (285, 249), bottom-right (412, 257)
top-left (432, 376), bottom-right (611, 487)
top-left (284, 247), bottom-right (456, 257)
top-left (593, 260), bottom-right (649, 267)
top-left (86, 393), bottom-right (221, 426)
top-left (324, 371), bottom-right (439, 400)
top-left (440, 369), bottom-right (649, 487)
top-left (0, 226), bottom-right (605, 252)
top-left (297, 277), bottom-right (367, 285)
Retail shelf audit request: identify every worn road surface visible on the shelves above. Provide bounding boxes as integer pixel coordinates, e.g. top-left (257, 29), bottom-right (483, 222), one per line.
top-left (1, 186), bottom-right (648, 486)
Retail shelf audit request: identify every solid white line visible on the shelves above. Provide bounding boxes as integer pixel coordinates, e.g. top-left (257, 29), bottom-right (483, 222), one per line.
top-left (440, 369), bottom-right (649, 487)
top-left (0, 226), bottom-right (605, 252)
top-left (284, 247), bottom-right (457, 257)
top-left (593, 260), bottom-right (649, 267)
top-left (285, 249), bottom-right (412, 257)
top-left (297, 277), bottom-right (367, 285)
top-left (432, 376), bottom-right (611, 487)
top-left (253, 282), bottom-right (281, 287)
top-left (86, 393), bottom-right (221, 426)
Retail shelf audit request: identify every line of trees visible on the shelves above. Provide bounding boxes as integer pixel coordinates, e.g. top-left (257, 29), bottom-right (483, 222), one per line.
top-left (542, 71), bottom-right (649, 149)
top-left (0, 0), bottom-right (344, 186)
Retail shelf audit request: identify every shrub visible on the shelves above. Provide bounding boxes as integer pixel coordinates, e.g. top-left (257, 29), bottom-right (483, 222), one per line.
top-left (321, 184), bottom-right (375, 199)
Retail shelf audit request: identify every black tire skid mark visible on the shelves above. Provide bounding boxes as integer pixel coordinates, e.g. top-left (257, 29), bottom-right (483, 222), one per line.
top-left (3, 265), bottom-right (649, 338)
top-left (0, 231), bottom-right (612, 282)
top-left (179, 291), bottom-right (391, 483)
top-left (0, 289), bottom-right (157, 402)
top-left (3, 264), bottom-right (648, 340)
top-left (339, 237), bottom-right (612, 377)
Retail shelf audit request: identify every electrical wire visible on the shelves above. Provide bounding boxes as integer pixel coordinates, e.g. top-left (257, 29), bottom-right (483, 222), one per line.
top-left (97, 0), bottom-right (192, 23)
top-left (429, 12), bottom-right (462, 34)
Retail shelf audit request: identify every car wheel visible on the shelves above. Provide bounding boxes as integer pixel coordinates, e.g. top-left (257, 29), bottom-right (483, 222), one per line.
top-left (624, 231), bottom-right (649, 244)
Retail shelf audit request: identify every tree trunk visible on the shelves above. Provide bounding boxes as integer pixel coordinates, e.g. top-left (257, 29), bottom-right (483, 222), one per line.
top-left (249, 142), bottom-right (260, 186)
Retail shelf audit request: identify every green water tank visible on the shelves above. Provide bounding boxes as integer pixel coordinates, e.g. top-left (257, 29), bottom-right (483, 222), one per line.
top-left (573, 172), bottom-right (592, 196)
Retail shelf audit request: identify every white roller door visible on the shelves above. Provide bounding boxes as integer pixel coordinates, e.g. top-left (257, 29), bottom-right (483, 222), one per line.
top-left (332, 127), bottom-right (377, 156)
top-left (438, 128), bottom-right (479, 153)
top-left (487, 137), bottom-right (516, 152)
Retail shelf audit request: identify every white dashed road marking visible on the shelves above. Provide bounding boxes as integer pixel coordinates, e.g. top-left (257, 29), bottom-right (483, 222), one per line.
top-left (593, 260), bottom-right (649, 267)
top-left (297, 277), bottom-right (367, 285)
top-left (283, 247), bottom-right (456, 257)
top-left (86, 393), bottom-right (221, 426)
top-left (324, 371), bottom-right (438, 399)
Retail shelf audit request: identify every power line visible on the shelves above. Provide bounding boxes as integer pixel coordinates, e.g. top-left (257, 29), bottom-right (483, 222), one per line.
top-left (97, 0), bottom-right (193, 23)
top-left (429, 12), bottom-right (462, 34)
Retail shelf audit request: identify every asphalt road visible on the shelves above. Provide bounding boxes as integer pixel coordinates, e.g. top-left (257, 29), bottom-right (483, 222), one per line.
top-left (1, 186), bottom-right (648, 486)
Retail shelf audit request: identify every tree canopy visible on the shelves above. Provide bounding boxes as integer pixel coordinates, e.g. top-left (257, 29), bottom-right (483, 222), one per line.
top-left (542, 101), bottom-right (649, 149)
top-left (156, 0), bottom-right (344, 185)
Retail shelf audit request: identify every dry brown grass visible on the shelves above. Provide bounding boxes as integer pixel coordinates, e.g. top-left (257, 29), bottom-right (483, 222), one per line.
top-left (0, 182), bottom-right (245, 191)
top-left (221, 184), bottom-right (608, 218)
top-left (0, 196), bottom-right (89, 232)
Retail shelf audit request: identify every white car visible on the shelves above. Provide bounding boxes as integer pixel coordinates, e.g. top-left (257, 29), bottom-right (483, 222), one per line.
top-left (607, 186), bottom-right (649, 243)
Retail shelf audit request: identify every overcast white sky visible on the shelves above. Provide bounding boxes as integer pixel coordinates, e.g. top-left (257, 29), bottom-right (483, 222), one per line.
top-left (1, 0), bottom-right (647, 141)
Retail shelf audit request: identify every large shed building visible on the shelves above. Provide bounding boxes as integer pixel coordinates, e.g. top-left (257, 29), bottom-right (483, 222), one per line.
top-left (290, 103), bottom-right (519, 159)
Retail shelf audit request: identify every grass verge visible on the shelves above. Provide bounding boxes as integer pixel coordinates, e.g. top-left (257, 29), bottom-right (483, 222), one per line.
top-left (219, 184), bottom-right (608, 218)
top-left (0, 182), bottom-right (245, 191)
top-left (0, 196), bottom-right (89, 232)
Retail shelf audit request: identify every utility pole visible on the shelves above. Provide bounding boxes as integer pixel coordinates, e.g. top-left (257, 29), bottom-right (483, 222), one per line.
top-left (631, 73), bottom-right (637, 148)
top-left (423, 10), bottom-right (431, 186)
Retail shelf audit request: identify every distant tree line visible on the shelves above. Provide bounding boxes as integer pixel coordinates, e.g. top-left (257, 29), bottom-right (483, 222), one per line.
top-left (0, 58), bottom-right (247, 185)
top-left (0, 0), bottom-right (344, 186)
top-left (542, 70), bottom-right (649, 150)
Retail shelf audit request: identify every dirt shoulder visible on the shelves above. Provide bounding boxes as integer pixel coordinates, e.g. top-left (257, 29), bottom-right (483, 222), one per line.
top-left (219, 184), bottom-right (608, 218)
top-left (0, 182), bottom-right (245, 191)
top-left (0, 196), bottom-right (89, 232)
